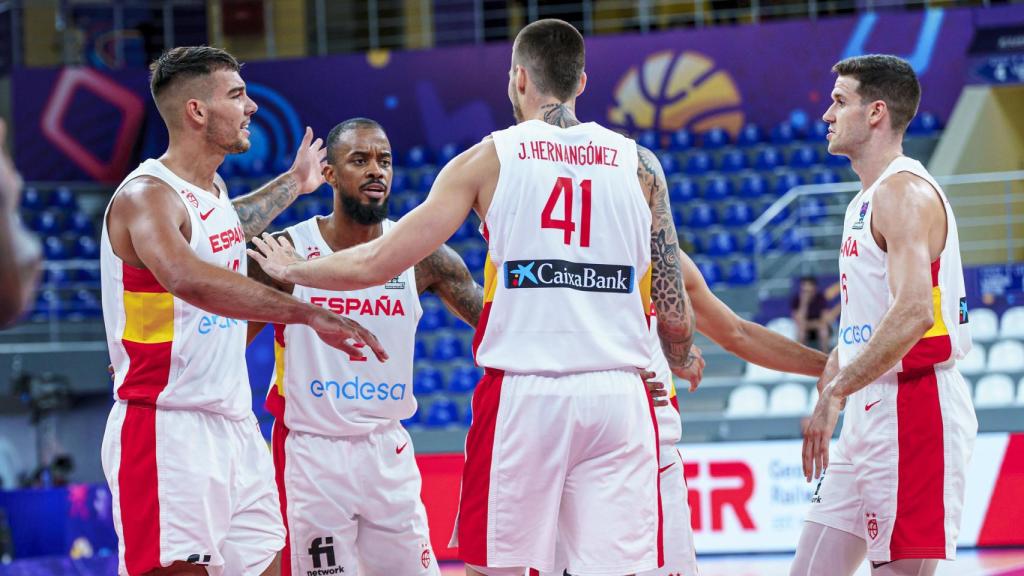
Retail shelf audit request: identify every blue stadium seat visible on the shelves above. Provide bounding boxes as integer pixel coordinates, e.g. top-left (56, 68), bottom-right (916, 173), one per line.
top-left (908, 112), bottom-right (941, 135)
top-left (809, 120), bottom-right (829, 140)
top-left (771, 122), bottom-right (796, 145)
top-left (228, 180), bottom-right (248, 198)
top-left (418, 168), bottom-right (438, 193)
top-left (657, 151), bottom-right (679, 176)
top-left (680, 230), bottom-right (704, 254)
top-left (414, 339), bottom-right (428, 359)
top-left (405, 146), bottom-right (431, 168)
top-left (706, 229), bottom-right (737, 256)
top-left (703, 176), bottom-right (734, 201)
top-left (21, 187), bottom-right (43, 210)
top-left (773, 171), bottom-right (805, 196)
top-left (669, 129), bottom-right (694, 152)
top-left (391, 169), bottom-right (409, 193)
top-left (727, 258), bottom-right (757, 286)
top-left (694, 257), bottom-right (722, 285)
top-left (401, 409), bottom-right (422, 429)
top-left (78, 265), bottom-right (101, 283)
top-left (737, 123), bottom-right (764, 147)
top-left (684, 152), bottom-right (712, 176)
top-left (767, 202), bottom-right (792, 225)
top-left (755, 147), bottom-right (782, 171)
top-left (414, 363), bottom-right (444, 395)
top-left (431, 333), bottom-right (464, 362)
top-left (812, 169), bottom-right (839, 185)
top-left (636, 130), bottom-right (660, 151)
top-left (297, 199), bottom-right (323, 221)
top-left (391, 193), bottom-right (420, 218)
top-left (719, 149), bottom-right (748, 173)
top-left (43, 236), bottom-right (67, 260)
top-left (686, 202), bottom-right (717, 229)
top-left (702, 127), bottom-right (730, 150)
top-left (219, 161), bottom-right (238, 179)
top-left (669, 178), bottom-right (699, 203)
top-left (739, 174), bottom-right (768, 198)
top-left (33, 289), bottom-right (62, 319)
top-left (72, 289), bottom-right (102, 318)
top-left (782, 227), bottom-right (811, 253)
top-left (788, 146), bottom-right (819, 169)
top-left (825, 152), bottom-right (850, 167)
top-left (672, 205), bottom-right (687, 229)
top-left (425, 397), bottom-right (460, 428)
top-left (75, 236), bottom-right (99, 259)
top-left (463, 246), bottom-right (487, 271)
top-left (438, 142), bottom-right (460, 164)
top-left (419, 300), bottom-right (448, 332)
top-left (42, 267), bottom-right (68, 286)
top-left (723, 201), bottom-right (755, 227)
top-left (743, 229), bottom-right (774, 254)
top-left (449, 362), bottom-right (482, 393)
top-left (798, 196), bottom-right (828, 223)
top-left (32, 210), bottom-right (63, 235)
top-left (462, 403), bottom-right (473, 427)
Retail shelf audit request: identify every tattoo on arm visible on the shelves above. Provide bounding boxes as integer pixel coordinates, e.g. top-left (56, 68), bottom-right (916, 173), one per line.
top-left (638, 145), bottom-right (694, 369)
top-left (416, 244), bottom-right (484, 327)
top-left (539, 103), bottom-right (582, 128)
top-left (232, 174), bottom-right (299, 240)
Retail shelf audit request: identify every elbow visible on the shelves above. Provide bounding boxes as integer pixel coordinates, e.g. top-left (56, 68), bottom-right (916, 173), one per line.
top-left (718, 324), bottom-right (747, 356)
top-left (913, 303), bottom-right (936, 336)
top-left (164, 274), bottom-right (199, 303)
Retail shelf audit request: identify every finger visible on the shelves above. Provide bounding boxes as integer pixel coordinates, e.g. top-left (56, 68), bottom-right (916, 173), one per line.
top-left (638, 369), bottom-right (656, 381)
top-left (360, 327), bottom-right (389, 362)
top-left (802, 434), bottom-right (813, 481)
top-left (822, 436), bottom-right (830, 472)
top-left (246, 248), bottom-right (268, 266)
top-left (300, 126), bottom-right (313, 148)
top-left (250, 235), bottom-right (272, 255)
top-left (310, 137), bottom-right (323, 153)
top-left (335, 339), bottom-right (366, 360)
top-left (317, 147), bottom-right (327, 162)
top-left (654, 398), bottom-right (669, 407)
top-left (813, 434), bottom-right (824, 480)
top-left (277, 234), bottom-right (295, 251)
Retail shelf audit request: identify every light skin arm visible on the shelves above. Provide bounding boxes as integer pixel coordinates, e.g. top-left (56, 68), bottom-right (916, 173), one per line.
top-left (637, 145), bottom-right (695, 377)
top-left (231, 127), bottom-right (328, 240)
top-left (681, 249), bottom-right (828, 376)
top-left (803, 173), bottom-right (944, 481)
top-left (114, 180), bottom-right (384, 361)
top-left (415, 243), bottom-right (484, 328)
top-left (249, 141), bottom-right (494, 290)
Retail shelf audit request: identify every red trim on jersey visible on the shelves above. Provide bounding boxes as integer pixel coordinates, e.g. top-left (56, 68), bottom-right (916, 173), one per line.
top-left (978, 434), bottom-right (1024, 546)
top-left (118, 340), bottom-right (172, 404)
top-left (273, 323), bottom-right (286, 347)
top-left (458, 369), bottom-right (504, 566)
top-left (902, 336), bottom-right (953, 374)
top-left (891, 368), bottom-right (947, 560)
top-left (272, 419), bottom-right (292, 576)
top-left (265, 384), bottom-right (285, 421)
top-left (671, 394), bottom-right (680, 414)
top-left (642, 375), bottom-right (665, 568)
top-left (122, 263), bottom-right (167, 293)
top-left (471, 301), bottom-right (492, 364)
top-left (929, 259), bottom-right (940, 287)
top-left (119, 403), bottom-right (162, 574)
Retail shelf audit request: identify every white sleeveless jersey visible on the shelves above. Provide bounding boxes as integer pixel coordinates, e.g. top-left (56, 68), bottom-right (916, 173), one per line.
top-left (265, 217), bottom-right (422, 437)
top-left (474, 120), bottom-right (654, 374)
top-left (101, 159), bottom-right (251, 419)
top-left (648, 310), bottom-right (683, 446)
top-left (837, 156), bottom-right (971, 375)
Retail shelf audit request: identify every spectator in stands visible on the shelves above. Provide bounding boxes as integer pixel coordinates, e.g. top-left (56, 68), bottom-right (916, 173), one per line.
top-left (0, 118), bottom-right (42, 328)
top-left (792, 276), bottom-right (831, 352)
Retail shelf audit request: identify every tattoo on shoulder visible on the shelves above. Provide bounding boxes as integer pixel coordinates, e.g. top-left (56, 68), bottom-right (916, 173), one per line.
top-left (233, 176), bottom-right (298, 240)
top-left (540, 103), bottom-right (581, 128)
top-left (417, 245), bottom-right (484, 327)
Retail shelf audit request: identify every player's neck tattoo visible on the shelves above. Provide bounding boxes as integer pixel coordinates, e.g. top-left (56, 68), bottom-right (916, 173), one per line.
top-left (540, 103), bottom-right (581, 128)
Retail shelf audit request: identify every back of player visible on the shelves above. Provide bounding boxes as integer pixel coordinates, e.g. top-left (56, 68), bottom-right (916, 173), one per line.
top-left (458, 119), bottom-right (662, 575)
top-left (807, 156), bottom-right (976, 563)
top-left (100, 159), bottom-right (283, 574)
top-left (266, 216), bottom-right (438, 576)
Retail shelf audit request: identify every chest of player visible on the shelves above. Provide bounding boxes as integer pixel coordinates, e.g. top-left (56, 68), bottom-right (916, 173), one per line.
top-left (176, 188), bottom-right (246, 272)
top-left (292, 271), bottom-right (421, 330)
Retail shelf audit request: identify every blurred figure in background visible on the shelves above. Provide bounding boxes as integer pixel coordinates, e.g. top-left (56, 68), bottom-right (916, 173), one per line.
top-left (792, 276), bottom-right (832, 353)
top-left (0, 118), bottom-right (42, 328)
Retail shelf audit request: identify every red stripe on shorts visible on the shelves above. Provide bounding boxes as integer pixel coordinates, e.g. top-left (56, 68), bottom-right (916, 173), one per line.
top-left (272, 419), bottom-right (292, 576)
top-left (643, 376), bottom-right (665, 568)
top-left (119, 403), bottom-right (162, 574)
top-left (891, 368), bottom-right (947, 559)
top-left (458, 369), bottom-right (504, 566)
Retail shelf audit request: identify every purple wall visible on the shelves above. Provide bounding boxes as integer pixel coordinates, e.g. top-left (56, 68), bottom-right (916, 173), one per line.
top-left (12, 5), bottom-right (1024, 183)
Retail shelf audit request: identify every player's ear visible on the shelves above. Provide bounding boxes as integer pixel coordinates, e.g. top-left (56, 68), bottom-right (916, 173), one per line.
top-left (516, 65), bottom-right (528, 95)
top-left (322, 163), bottom-right (335, 187)
top-left (185, 98), bottom-right (206, 126)
top-left (868, 100), bottom-right (887, 129)
top-left (576, 70), bottom-right (587, 98)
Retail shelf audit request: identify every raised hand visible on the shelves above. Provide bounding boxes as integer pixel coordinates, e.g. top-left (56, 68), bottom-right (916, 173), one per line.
top-left (248, 233), bottom-right (302, 284)
top-left (289, 126), bottom-right (328, 195)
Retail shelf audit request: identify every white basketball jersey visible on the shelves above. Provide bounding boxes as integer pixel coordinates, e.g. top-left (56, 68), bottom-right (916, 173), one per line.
top-left (265, 217), bottom-right (422, 437)
top-left (837, 156), bottom-right (971, 375)
top-left (101, 159), bottom-right (251, 419)
top-left (649, 310), bottom-right (683, 446)
top-left (474, 120), bottom-right (654, 374)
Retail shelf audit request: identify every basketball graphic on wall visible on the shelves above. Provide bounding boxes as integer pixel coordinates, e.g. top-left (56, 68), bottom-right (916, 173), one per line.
top-left (608, 50), bottom-right (744, 137)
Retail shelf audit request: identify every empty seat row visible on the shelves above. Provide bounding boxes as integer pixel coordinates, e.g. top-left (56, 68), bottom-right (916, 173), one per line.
top-left (958, 340), bottom-right (1024, 375)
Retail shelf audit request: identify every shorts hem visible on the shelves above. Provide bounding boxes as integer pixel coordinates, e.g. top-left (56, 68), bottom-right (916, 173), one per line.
top-left (567, 559), bottom-right (660, 576)
top-left (249, 550), bottom-right (278, 576)
top-left (803, 514), bottom-right (862, 540)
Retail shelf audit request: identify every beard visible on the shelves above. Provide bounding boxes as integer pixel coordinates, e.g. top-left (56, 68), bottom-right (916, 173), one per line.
top-left (207, 121), bottom-right (250, 154)
top-left (340, 193), bottom-right (389, 225)
top-left (511, 92), bottom-right (525, 124)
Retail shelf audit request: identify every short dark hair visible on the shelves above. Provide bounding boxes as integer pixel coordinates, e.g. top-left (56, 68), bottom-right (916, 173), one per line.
top-left (513, 19), bottom-right (585, 102)
top-left (149, 46), bottom-right (241, 100)
top-left (326, 118), bottom-right (385, 164)
top-left (832, 54), bottom-right (920, 134)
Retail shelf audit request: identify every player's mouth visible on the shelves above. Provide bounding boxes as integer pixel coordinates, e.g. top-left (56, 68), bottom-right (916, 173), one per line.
top-left (826, 128), bottom-right (836, 141)
top-left (240, 121), bottom-right (250, 137)
top-left (361, 182), bottom-right (387, 199)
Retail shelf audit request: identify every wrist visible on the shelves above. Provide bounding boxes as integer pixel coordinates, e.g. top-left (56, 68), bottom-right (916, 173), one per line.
top-left (281, 170), bottom-right (303, 199)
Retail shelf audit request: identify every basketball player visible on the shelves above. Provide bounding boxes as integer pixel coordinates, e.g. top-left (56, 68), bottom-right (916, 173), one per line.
top-left (245, 117), bottom-right (483, 576)
top-left (249, 19), bottom-right (695, 576)
top-left (100, 47), bottom-right (385, 576)
top-left (543, 247), bottom-right (829, 576)
top-left (791, 55), bottom-right (976, 576)
top-left (0, 118), bottom-right (41, 327)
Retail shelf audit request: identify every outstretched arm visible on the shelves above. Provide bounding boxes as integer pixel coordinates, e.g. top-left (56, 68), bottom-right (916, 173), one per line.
top-left (681, 249), bottom-right (827, 376)
top-left (638, 145), bottom-right (695, 376)
top-left (250, 140), bottom-right (495, 291)
top-left (231, 127), bottom-right (327, 239)
top-left (415, 243), bottom-right (484, 328)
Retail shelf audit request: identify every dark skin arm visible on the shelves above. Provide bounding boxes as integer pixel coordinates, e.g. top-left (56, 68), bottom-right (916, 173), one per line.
top-left (245, 231), bottom-right (295, 344)
top-left (414, 243), bottom-right (484, 327)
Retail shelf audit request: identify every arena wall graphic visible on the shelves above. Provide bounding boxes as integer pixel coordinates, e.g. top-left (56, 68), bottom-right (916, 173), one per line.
top-left (12, 4), bottom-right (1024, 183)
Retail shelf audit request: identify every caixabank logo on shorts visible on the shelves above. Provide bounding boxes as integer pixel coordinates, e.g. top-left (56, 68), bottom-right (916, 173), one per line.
top-left (505, 259), bottom-right (634, 293)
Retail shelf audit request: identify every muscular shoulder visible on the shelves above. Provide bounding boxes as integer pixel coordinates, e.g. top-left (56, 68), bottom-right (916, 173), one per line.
top-left (112, 175), bottom-right (187, 220)
top-left (873, 172), bottom-right (943, 229)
